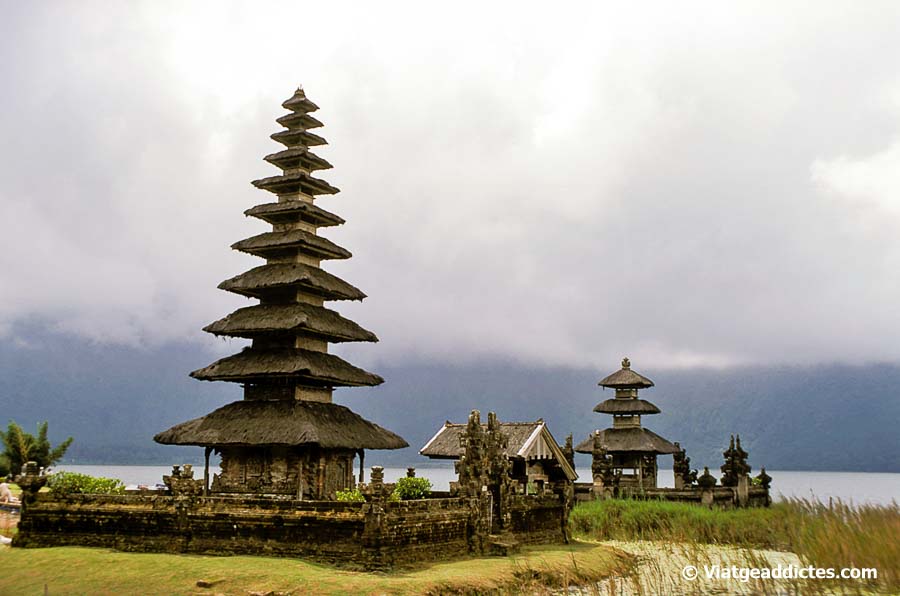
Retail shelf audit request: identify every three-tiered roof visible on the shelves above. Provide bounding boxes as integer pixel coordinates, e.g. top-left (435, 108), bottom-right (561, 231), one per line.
top-left (576, 358), bottom-right (678, 489)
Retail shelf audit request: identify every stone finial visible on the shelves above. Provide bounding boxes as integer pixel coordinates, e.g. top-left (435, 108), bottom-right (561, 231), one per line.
top-left (406, 467), bottom-right (416, 478)
top-left (622, 357), bottom-right (631, 369)
top-left (698, 466), bottom-right (717, 489)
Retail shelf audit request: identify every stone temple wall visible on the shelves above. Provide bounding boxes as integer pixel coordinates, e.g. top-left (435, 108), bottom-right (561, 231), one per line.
top-left (574, 483), bottom-right (770, 508)
top-left (14, 492), bottom-right (568, 569)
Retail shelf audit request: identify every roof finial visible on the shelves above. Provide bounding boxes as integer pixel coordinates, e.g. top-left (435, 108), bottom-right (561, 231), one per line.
top-left (622, 357), bottom-right (631, 369)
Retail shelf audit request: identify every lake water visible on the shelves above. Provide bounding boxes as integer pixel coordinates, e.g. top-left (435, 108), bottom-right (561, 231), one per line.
top-left (56, 464), bottom-right (899, 506)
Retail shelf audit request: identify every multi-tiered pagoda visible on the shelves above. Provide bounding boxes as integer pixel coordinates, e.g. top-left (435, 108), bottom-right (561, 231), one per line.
top-left (155, 88), bottom-right (407, 499)
top-left (575, 358), bottom-right (678, 489)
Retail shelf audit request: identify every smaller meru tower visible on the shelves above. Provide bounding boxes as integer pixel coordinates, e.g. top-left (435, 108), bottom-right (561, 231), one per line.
top-left (575, 358), bottom-right (678, 489)
top-left (155, 88), bottom-right (407, 499)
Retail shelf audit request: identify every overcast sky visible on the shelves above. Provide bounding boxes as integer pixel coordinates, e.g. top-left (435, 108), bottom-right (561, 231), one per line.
top-left (1, 2), bottom-right (899, 369)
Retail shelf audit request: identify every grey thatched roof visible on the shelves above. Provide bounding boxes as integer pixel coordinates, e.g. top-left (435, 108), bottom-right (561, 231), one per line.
top-left (263, 147), bottom-right (332, 172)
top-left (231, 229), bottom-right (350, 260)
top-left (275, 111), bottom-right (324, 130)
top-left (245, 201), bottom-right (344, 227)
top-left (218, 263), bottom-right (366, 301)
top-left (420, 420), bottom-right (577, 481)
top-left (598, 358), bottom-right (655, 389)
top-left (251, 171), bottom-right (339, 196)
top-left (574, 427), bottom-right (679, 454)
top-left (154, 400), bottom-right (407, 449)
top-left (282, 88), bottom-right (319, 113)
top-left (203, 303), bottom-right (377, 343)
top-left (191, 347), bottom-right (383, 386)
top-left (271, 128), bottom-right (326, 148)
top-left (419, 422), bottom-right (540, 459)
top-left (593, 398), bottom-right (661, 415)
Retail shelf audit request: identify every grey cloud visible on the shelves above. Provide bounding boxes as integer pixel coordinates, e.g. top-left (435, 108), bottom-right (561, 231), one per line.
top-left (2, 2), bottom-right (900, 368)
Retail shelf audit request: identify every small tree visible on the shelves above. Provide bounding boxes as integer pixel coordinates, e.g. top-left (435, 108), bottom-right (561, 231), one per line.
top-left (0, 421), bottom-right (73, 477)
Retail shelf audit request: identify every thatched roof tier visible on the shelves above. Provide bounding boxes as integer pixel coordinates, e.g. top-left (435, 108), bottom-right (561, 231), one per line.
top-left (574, 428), bottom-right (679, 454)
top-left (191, 347), bottom-right (384, 386)
top-left (154, 400), bottom-right (407, 449)
top-left (282, 88), bottom-right (319, 113)
top-left (271, 128), bottom-right (327, 148)
top-left (263, 147), bottom-right (332, 172)
top-left (598, 358), bottom-right (655, 389)
top-left (251, 171), bottom-right (339, 196)
top-left (218, 263), bottom-right (366, 301)
top-left (232, 229), bottom-right (351, 261)
top-left (245, 201), bottom-right (344, 227)
top-left (203, 303), bottom-right (377, 343)
top-left (275, 111), bottom-right (324, 130)
top-left (593, 398), bottom-right (661, 415)
top-left (420, 422), bottom-right (541, 460)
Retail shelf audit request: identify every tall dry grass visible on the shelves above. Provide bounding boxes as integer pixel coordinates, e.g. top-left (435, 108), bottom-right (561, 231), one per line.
top-left (784, 497), bottom-right (899, 591)
top-left (570, 497), bottom-right (900, 592)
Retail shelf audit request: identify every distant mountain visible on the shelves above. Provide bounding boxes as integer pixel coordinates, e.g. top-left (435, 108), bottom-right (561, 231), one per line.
top-left (1, 329), bottom-right (897, 473)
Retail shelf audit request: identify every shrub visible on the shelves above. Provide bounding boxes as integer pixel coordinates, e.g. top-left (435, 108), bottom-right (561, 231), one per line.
top-left (47, 472), bottom-right (125, 496)
top-left (392, 477), bottom-right (431, 500)
top-left (335, 487), bottom-right (365, 502)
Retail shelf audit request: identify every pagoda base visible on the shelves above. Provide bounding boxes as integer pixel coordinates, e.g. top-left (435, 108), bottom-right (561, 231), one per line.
top-left (212, 446), bottom-right (356, 499)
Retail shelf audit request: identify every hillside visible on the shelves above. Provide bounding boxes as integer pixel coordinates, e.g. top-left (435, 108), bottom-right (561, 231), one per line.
top-left (1, 329), bottom-right (897, 472)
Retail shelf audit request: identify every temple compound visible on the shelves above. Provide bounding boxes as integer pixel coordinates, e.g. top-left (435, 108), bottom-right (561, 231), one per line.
top-left (421, 417), bottom-right (577, 493)
top-left (13, 89), bottom-right (572, 567)
top-left (575, 358), bottom-right (772, 507)
top-left (152, 87), bottom-right (406, 499)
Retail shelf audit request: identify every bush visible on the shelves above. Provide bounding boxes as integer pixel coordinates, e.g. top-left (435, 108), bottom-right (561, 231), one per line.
top-left (47, 472), bottom-right (125, 496)
top-left (335, 487), bottom-right (365, 502)
top-left (392, 477), bottom-right (431, 500)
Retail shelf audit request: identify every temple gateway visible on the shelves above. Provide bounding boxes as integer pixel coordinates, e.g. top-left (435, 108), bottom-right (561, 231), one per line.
top-left (154, 88), bottom-right (407, 499)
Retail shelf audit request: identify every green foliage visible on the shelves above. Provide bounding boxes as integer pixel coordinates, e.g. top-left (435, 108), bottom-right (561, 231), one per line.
top-left (569, 498), bottom-right (792, 548)
top-left (47, 472), bottom-right (125, 496)
top-left (0, 420), bottom-right (73, 476)
top-left (391, 477), bottom-right (432, 501)
top-left (335, 487), bottom-right (365, 502)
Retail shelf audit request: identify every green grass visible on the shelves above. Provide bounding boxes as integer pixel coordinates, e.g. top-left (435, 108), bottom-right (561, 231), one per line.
top-left (570, 497), bottom-right (794, 548)
top-left (570, 497), bottom-right (900, 592)
top-left (0, 542), bottom-right (632, 595)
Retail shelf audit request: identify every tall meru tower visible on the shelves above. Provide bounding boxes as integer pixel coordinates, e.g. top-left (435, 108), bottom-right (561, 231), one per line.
top-left (155, 88), bottom-right (407, 499)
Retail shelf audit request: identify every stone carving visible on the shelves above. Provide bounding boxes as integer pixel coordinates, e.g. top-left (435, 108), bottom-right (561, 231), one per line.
top-left (15, 461), bottom-right (48, 505)
top-left (755, 467), bottom-right (772, 490)
top-left (721, 434), bottom-right (752, 487)
top-left (163, 464), bottom-right (203, 496)
top-left (672, 443), bottom-right (698, 488)
top-left (590, 435), bottom-right (614, 486)
top-left (697, 466), bottom-right (717, 489)
top-left (562, 434), bottom-right (575, 471)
